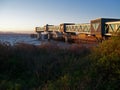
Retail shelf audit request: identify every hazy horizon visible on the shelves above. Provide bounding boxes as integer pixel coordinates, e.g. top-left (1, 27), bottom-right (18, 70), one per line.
top-left (0, 0), bottom-right (120, 33)
top-left (0, 28), bottom-right (35, 34)
top-left (0, 30), bottom-right (35, 34)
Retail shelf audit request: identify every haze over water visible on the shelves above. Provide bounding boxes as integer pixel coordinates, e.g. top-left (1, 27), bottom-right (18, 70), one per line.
top-left (0, 34), bottom-right (41, 45)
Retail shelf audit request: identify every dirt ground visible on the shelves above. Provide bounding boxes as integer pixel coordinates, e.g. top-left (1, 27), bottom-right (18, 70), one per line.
top-left (40, 39), bottom-right (98, 49)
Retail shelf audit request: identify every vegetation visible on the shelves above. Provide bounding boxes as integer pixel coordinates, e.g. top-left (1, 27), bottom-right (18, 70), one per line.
top-left (89, 37), bottom-right (120, 90)
top-left (0, 37), bottom-right (120, 90)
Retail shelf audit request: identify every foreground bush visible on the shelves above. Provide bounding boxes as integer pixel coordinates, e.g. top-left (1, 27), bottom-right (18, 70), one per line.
top-left (88, 37), bottom-right (120, 90)
top-left (44, 37), bottom-right (120, 90)
top-left (0, 37), bottom-right (120, 90)
top-left (0, 42), bottom-right (90, 90)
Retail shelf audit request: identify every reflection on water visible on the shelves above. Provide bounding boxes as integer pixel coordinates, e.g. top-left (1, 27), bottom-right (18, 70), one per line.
top-left (0, 34), bottom-right (41, 45)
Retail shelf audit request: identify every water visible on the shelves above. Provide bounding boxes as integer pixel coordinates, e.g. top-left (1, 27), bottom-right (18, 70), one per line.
top-left (0, 34), bottom-right (41, 45)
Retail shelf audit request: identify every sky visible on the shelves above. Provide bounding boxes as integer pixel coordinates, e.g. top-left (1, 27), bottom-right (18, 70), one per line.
top-left (0, 0), bottom-right (120, 33)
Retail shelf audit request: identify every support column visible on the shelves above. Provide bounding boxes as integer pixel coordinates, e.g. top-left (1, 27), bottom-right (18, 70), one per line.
top-left (37, 33), bottom-right (41, 40)
top-left (48, 32), bottom-right (51, 41)
top-left (64, 33), bottom-right (68, 43)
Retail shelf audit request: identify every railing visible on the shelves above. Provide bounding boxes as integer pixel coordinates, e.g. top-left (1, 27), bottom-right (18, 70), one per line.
top-left (66, 23), bottom-right (90, 34)
top-left (48, 25), bottom-right (60, 32)
top-left (105, 21), bottom-right (120, 36)
top-left (35, 27), bottom-right (44, 32)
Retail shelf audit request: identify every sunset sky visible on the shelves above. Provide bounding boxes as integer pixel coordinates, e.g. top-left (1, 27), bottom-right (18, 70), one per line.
top-left (0, 0), bottom-right (120, 33)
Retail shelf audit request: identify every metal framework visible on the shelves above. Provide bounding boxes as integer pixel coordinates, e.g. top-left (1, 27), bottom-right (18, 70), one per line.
top-left (105, 21), bottom-right (120, 36)
top-left (48, 25), bottom-right (60, 32)
top-left (35, 27), bottom-right (44, 32)
top-left (91, 22), bottom-right (100, 32)
top-left (48, 25), bottom-right (54, 31)
top-left (35, 18), bottom-right (120, 38)
top-left (66, 23), bottom-right (90, 34)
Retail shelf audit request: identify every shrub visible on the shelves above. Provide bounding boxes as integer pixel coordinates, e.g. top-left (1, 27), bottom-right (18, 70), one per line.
top-left (0, 41), bottom-right (90, 89)
top-left (89, 37), bottom-right (120, 90)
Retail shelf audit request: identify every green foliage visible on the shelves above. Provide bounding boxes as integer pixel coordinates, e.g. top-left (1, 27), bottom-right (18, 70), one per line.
top-left (0, 42), bottom-right (90, 89)
top-left (89, 37), bottom-right (120, 90)
top-left (0, 37), bottom-right (120, 90)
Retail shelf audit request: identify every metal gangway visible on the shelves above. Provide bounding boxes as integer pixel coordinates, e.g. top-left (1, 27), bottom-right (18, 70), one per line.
top-left (105, 21), bottom-right (120, 36)
top-left (35, 27), bottom-right (44, 32)
top-left (66, 23), bottom-right (91, 34)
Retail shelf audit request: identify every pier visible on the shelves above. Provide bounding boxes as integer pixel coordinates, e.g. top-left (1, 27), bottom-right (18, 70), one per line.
top-left (35, 18), bottom-right (120, 42)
